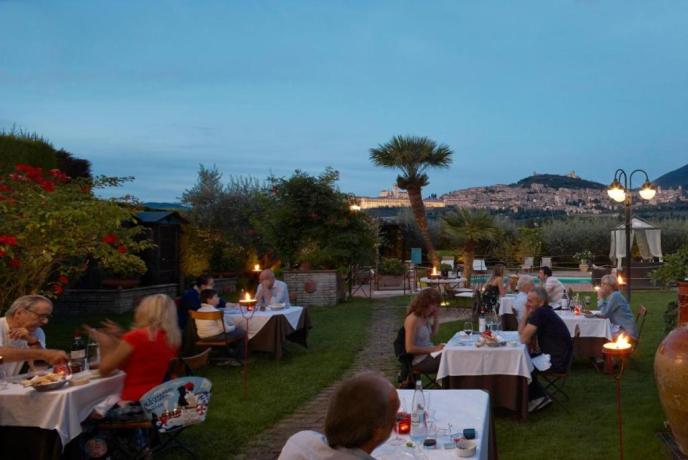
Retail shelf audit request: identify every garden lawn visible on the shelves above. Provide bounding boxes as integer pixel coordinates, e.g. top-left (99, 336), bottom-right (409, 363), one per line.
top-left (435, 290), bottom-right (673, 460)
top-left (44, 297), bottom-right (376, 458)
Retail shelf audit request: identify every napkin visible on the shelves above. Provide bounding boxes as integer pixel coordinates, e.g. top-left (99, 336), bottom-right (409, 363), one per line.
top-left (430, 349), bottom-right (444, 358)
top-left (532, 354), bottom-right (552, 372)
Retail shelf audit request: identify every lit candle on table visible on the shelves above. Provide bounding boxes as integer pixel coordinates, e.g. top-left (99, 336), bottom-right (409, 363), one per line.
top-left (239, 292), bottom-right (256, 311)
top-left (253, 264), bottom-right (261, 272)
top-left (603, 334), bottom-right (631, 352)
top-left (431, 266), bottom-right (439, 277)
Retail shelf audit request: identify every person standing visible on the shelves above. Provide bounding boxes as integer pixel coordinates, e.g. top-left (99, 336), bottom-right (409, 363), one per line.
top-left (538, 266), bottom-right (565, 307)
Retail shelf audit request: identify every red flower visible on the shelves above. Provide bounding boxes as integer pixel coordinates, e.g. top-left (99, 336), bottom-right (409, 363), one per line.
top-left (8, 173), bottom-right (27, 182)
top-left (15, 164), bottom-right (43, 182)
top-left (0, 235), bottom-right (18, 246)
top-left (102, 234), bottom-right (119, 245)
top-left (117, 245), bottom-right (128, 254)
top-left (52, 284), bottom-right (64, 295)
top-left (48, 169), bottom-right (70, 182)
top-left (8, 257), bottom-right (21, 268)
top-left (0, 184), bottom-right (11, 193)
top-left (38, 180), bottom-right (55, 192)
top-left (57, 275), bottom-right (69, 285)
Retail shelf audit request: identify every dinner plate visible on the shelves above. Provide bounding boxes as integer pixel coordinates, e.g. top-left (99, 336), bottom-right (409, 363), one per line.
top-left (33, 379), bottom-right (69, 392)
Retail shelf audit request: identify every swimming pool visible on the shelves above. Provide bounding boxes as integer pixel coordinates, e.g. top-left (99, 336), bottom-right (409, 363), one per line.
top-left (471, 275), bottom-right (592, 284)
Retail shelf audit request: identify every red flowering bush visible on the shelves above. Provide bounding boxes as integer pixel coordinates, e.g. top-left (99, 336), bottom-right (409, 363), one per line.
top-left (0, 164), bottom-right (153, 312)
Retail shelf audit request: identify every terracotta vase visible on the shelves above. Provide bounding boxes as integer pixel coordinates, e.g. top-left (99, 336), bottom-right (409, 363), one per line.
top-left (655, 325), bottom-right (688, 454)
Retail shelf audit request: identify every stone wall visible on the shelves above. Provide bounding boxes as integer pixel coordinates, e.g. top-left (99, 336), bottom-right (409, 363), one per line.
top-left (283, 270), bottom-right (343, 307)
top-left (55, 283), bottom-right (178, 316)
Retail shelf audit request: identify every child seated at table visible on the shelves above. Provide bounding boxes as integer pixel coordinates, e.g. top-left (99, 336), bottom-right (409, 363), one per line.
top-left (194, 289), bottom-right (246, 366)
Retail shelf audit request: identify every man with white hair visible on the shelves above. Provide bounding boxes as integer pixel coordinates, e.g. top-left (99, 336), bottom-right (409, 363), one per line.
top-left (1, 295), bottom-right (68, 375)
top-left (513, 275), bottom-right (535, 323)
top-left (255, 269), bottom-right (291, 307)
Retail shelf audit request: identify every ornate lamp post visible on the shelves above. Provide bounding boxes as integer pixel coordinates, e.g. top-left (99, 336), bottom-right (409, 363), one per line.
top-left (607, 169), bottom-right (656, 303)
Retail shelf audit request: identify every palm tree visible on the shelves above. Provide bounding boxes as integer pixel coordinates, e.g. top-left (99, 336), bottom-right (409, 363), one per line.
top-left (442, 209), bottom-right (499, 287)
top-left (370, 135), bottom-right (453, 267)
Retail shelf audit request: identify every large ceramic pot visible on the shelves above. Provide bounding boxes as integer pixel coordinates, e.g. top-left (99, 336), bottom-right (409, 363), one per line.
top-left (655, 325), bottom-right (688, 454)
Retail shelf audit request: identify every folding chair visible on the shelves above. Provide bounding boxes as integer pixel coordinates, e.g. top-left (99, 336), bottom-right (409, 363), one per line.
top-left (188, 310), bottom-right (243, 364)
top-left (472, 259), bottom-right (487, 273)
top-left (393, 326), bottom-right (440, 389)
top-left (540, 257), bottom-right (552, 269)
top-left (538, 326), bottom-right (578, 412)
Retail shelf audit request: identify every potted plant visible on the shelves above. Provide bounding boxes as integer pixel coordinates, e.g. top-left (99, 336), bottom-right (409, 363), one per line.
top-left (100, 254), bottom-right (148, 289)
top-left (440, 263), bottom-right (452, 277)
top-left (377, 257), bottom-right (406, 289)
top-left (573, 250), bottom-right (593, 272)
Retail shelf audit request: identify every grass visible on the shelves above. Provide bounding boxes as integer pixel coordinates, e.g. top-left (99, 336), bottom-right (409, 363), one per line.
top-left (45, 298), bottom-right (377, 458)
top-left (435, 290), bottom-right (673, 460)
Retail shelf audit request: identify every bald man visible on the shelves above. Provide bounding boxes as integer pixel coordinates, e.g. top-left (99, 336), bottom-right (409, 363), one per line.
top-left (255, 269), bottom-right (290, 307)
top-left (279, 372), bottom-right (399, 459)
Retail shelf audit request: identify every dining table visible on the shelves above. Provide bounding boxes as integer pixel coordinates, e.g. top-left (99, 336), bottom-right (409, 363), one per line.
top-left (437, 330), bottom-right (533, 419)
top-left (556, 309), bottom-right (612, 359)
top-left (224, 305), bottom-right (312, 359)
top-left (373, 389), bottom-right (496, 460)
top-left (0, 371), bottom-right (125, 460)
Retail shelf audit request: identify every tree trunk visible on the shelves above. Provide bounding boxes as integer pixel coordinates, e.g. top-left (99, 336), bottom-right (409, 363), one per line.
top-left (406, 186), bottom-right (438, 267)
top-left (463, 246), bottom-right (475, 288)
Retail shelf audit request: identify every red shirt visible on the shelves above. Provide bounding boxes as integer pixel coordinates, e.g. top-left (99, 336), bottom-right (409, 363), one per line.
top-left (120, 327), bottom-right (178, 401)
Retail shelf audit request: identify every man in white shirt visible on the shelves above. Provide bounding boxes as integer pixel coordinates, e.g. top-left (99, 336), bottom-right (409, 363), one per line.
top-left (194, 289), bottom-right (245, 366)
top-left (513, 275), bottom-right (535, 323)
top-left (279, 372), bottom-right (399, 459)
top-left (538, 266), bottom-right (565, 307)
top-left (0, 295), bottom-right (67, 375)
top-left (255, 269), bottom-right (290, 307)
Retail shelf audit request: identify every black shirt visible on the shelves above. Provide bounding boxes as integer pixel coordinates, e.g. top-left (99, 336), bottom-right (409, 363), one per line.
top-left (527, 305), bottom-right (573, 372)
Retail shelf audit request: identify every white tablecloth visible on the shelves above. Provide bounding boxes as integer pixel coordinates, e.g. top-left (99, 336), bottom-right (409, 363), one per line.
top-left (437, 331), bottom-right (533, 383)
top-left (420, 277), bottom-right (465, 287)
top-left (373, 389), bottom-right (490, 460)
top-left (0, 372), bottom-right (125, 446)
top-left (224, 306), bottom-right (304, 340)
top-left (556, 311), bottom-right (613, 339)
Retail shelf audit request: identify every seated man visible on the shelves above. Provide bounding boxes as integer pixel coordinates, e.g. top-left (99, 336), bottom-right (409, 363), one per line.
top-left (279, 372), bottom-right (399, 459)
top-left (519, 287), bottom-right (573, 411)
top-left (538, 266), bottom-right (565, 307)
top-left (0, 295), bottom-right (67, 375)
top-left (596, 274), bottom-right (638, 339)
top-left (194, 289), bottom-right (246, 365)
top-left (255, 269), bottom-right (290, 307)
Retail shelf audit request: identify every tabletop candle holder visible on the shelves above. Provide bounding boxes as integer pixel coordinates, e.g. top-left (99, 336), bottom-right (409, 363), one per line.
top-left (238, 292), bottom-right (256, 399)
top-left (429, 266), bottom-right (441, 279)
top-left (602, 334), bottom-right (633, 460)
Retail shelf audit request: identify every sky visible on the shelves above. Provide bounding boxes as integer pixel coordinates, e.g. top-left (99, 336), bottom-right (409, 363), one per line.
top-left (1, 1), bottom-right (688, 201)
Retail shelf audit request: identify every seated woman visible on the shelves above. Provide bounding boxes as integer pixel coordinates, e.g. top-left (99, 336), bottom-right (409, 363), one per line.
top-left (404, 288), bottom-right (445, 374)
top-left (482, 264), bottom-right (506, 311)
top-left (596, 274), bottom-right (638, 340)
top-left (87, 294), bottom-right (181, 417)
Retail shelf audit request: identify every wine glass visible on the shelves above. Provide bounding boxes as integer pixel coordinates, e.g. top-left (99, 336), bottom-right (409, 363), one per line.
top-left (463, 321), bottom-right (473, 337)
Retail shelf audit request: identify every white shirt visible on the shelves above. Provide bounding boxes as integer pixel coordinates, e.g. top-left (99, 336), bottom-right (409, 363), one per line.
top-left (194, 304), bottom-right (236, 339)
top-left (512, 291), bottom-right (528, 323)
top-left (255, 280), bottom-right (291, 307)
top-left (278, 430), bottom-right (375, 460)
top-left (0, 317), bottom-right (46, 376)
top-left (544, 277), bottom-right (566, 305)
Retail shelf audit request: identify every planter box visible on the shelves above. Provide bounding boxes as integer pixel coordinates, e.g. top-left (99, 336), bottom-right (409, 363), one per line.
top-left (376, 274), bottom-right (405, 290)
top-left (55, 283), bottom-right (178, 315)
top-left (283, 270), bottom-right (343, 307)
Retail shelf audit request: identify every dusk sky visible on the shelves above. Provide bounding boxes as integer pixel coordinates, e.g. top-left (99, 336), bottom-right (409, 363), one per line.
top-left (2, 1), bottom-right (687, 201)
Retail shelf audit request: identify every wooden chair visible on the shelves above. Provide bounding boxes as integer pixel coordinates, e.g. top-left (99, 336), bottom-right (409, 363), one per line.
top-left (632, 305), bottom-right (648, 354)
top-left (188, 310), bottom-right (243, 363)
top-left (168, 348), bottom-right (211, 378)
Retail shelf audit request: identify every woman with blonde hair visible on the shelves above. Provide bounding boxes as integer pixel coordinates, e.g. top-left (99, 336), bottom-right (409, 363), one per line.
top-left (482, 263), bottom-right (506, 310)
top-left (87, 294), bottom-right (181, 404)
top-left (404, 288), bottom-right (445, 374)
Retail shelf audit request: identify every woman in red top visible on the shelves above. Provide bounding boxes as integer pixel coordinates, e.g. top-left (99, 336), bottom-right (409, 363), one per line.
top-left (88, 294), bottom-right (181, 403)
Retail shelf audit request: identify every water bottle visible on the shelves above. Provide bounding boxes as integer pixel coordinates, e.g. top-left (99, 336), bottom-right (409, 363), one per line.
top-left (410, 380), bottom-right (428, 443)
top-left (478, 307), bottom-right (486, 333)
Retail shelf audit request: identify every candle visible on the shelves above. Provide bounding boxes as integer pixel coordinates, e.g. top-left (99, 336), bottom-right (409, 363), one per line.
top-left (617, 275), bottom-right (625, 285)
top-left (431, 266), bottom-right (438, 277)
top-left (253, 264), bottom-right (261, 272)
top-left (603, 333), bottom-right (631, 351)
top-left (239, 292), bottom-right (256, 310)
top-left (396, 412), bottom-right (411, 434)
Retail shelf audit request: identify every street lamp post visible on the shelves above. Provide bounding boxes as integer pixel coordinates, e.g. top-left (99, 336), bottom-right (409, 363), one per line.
top-left (607, 169), bottom-right (656, 303)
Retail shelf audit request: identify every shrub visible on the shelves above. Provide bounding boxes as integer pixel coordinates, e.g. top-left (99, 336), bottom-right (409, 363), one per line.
top-left (378, 257), bottom-right (405, 276)
top-left (652, 242), bottom-right (688, 287)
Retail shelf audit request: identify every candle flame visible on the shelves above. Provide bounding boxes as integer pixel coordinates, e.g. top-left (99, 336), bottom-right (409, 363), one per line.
top-left (254, 264), bottom-right (260, 271)
top-left (604, 333), bottom-right (632, 350)
top-left (594, 286), bottom-right (600, 292)
top-left (617, 275), bottom-right (625, 285)
top-left (244, 292), bottom-right (251, 301)
top-left (431, 266), bottom-right (438, 276)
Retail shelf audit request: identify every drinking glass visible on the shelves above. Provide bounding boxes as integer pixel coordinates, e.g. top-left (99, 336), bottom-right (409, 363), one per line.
top-left (0, 367), bottom-right (8, 391)
top-left (87, 343), bottom-right (100, 369)
top-left (463, 321), bottom-right (473, 336)
top-left (584, 296), bottom-right (592, 310)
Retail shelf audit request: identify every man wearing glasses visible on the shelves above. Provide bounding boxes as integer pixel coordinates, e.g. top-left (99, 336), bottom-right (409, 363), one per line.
top-left (0, 295), bottom-right (67, 376)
